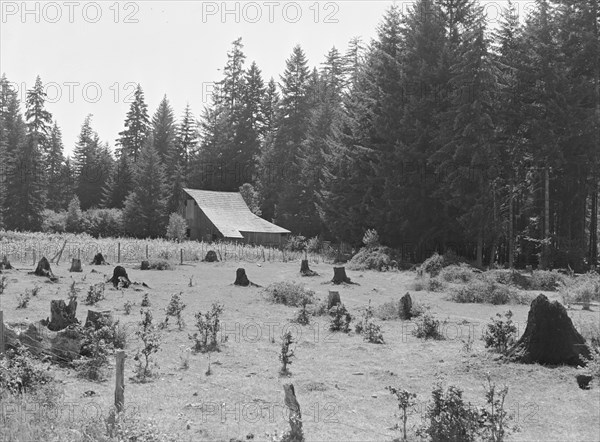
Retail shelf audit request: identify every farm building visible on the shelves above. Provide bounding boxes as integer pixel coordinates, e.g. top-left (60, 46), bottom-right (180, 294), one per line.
top-left (181, 188), bottom-right (290, 246)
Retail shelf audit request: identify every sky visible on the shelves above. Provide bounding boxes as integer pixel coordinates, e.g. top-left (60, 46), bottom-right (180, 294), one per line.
top-left (1, 1), bottom-right (532, 156)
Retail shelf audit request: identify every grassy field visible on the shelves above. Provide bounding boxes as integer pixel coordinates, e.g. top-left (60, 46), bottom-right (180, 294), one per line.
top-left (1, 256), bottom-right (599, 441)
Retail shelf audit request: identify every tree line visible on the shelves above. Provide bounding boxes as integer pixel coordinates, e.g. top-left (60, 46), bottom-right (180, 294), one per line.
top-left (0, 0), bottom-right (598, 270)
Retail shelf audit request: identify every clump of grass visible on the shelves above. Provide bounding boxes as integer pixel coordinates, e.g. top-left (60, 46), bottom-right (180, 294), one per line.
top-left (530, 270), bottom-right (564, 291)
top-left (263, 281), bottom-right (315, 307)
top-left (375, 299), bottom-right (426, 321)
top-left (124, 300), bottom-right (134, 315)
top-left (16, 292), bottom-right (31, 309)
top-left (146, 259), bottom-right (175, 270)
top-left (560, 272), bottom-right (600, 307)
top-left (0, 343), bottom-right (53, 395)
top-left (439, 264), bottom-right (476, 283)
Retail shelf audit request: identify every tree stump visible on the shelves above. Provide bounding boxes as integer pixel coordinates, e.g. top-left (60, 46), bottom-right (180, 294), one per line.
top-left (85, 310), bottom-right (114, 330)
top-left (141, 260), bottom-right (150, 270)
top-left (5, 321), bottom-right (83, 362)
top-left (91, 253), bottom-right (107, 265)
top-left (34, 257), bottom-right (54, 278)
top-left (332, 267), bottom-right (352, 284)
top-left (576, 374), bottom-right (592, 390)
top-left (1, 255), bottom-right (12, 270)
top-left (108, 266), bottom-right (131, 288)
top-left (327, 291), bottom-right (341, 310)
top-left (283, 383), bottom-right (303, 441)
top-left (204, 250), bottom-right (218, 262)
top-left (400, 292), bottom-right (413, 319)
top-left (300, 260), bottom-right (318, 277)
top-left (506, 294), bottom-right (591, 366)
top-left (234, 268), bottom-right (250, 286)
top-left (70, 258), bottom-right (83, 272)
top-left (47, 299), bottom-right (79, 331)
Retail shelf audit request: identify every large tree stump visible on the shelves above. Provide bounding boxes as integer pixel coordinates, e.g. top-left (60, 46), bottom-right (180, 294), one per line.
top-left (327, 291), bottom-right (341, 310)
top-left (400, 292), bottom-right (413, 319)
top-left (34, 257), bottom-right (55, 278)
top-left (85, 310), bottom-right (114, 330)
top-left (506, 294), bottom-right (591, 366)
top-left (234, 268), bottom-right (250, 286)
top-left (108, 266), bottom-right (131, 288)
top-left (46, 299), bottom-right (79, 331)
top-left (332, 267), bottom-right (352, 284)
top-left (70, 258), bottom-right (83, 272)
top-left (1, 255), bottom-right (12, 270)
top-left (283, 384), bottom-right (303, 441)
top-left (91, 253), bottom-right (107, 265)
top-left (204, 250), bottom-right (219, 262)
top-left (140, 260), bottom-right (150, 270)
top-left (300, 260), bottom-right (318, 277)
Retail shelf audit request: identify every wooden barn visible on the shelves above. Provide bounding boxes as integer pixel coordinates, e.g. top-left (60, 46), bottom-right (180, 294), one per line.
top-left (181, 188), bottom-right (290, 246)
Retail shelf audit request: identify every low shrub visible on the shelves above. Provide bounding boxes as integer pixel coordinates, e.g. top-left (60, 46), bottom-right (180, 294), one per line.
top-left (41, 209), bottom-right (67, 233)
top-left (133, 309), bottom-right (161, 382)
top-left (84, 283), bottom-right (105, 305)
top-left (449, 278), bottom-right (527, 305)
top-left (355, 301), bottom-right (384, 343)
top-left (530, 270), bottom-right (564, 291)
top-left (293, 297), bottom-right (311, 325)
top-left (188, 303), bottom-right (224, 353)
top-left (306, 236), bottom-right (323, 254)
top-left (164, 292), bottom-right (187, 330)
top-left (419, 252), bottom-right (445, 277)
top-left (0, 343), bottom-right (53, 396)
top-left (329, 303), bottom-right (352, 332)
top-left (146, 259), bottom-right (175, 270)
top-left (165, 213), bottom-right (188, 242)
top-left (285, 235), bottom-right (307, 252)
top-left (264, 282), bottom-right (315, 307)
top-left (16, 292), bottom-right (31, 309)
top-left (439, 264), bottom-right (476, 283)
top-left (347, 246), bottom-right (398, 271)
top-left (375, 299), bottom-right (426, 321)
top-left (413, 313), bottom-right (444, 340)
top-left (560, 272), bottom-right (600, 306)
top-left (482, 311), bottom-right (517, 354)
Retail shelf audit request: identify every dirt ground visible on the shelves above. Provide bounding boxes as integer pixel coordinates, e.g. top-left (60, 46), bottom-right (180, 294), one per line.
top-left (1, 258), bottom-right (599, 441)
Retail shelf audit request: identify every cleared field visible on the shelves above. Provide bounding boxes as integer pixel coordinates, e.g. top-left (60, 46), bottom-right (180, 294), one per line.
top-left (1, 256), bottom-right (599, 441)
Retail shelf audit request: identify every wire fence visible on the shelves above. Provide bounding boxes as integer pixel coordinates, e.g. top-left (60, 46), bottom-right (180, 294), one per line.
top-left (0, 232), bottom-right (344, 266)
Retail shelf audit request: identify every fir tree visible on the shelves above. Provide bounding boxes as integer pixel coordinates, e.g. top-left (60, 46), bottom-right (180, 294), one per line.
top-left (116, 84), bottom-right (150, 162)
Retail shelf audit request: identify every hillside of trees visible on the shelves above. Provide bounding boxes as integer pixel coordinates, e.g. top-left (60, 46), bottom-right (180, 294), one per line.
top-left (0, 0), bottom-right (598, 270)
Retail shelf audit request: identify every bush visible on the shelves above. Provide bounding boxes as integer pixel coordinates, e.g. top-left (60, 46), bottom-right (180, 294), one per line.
top-left (16, 292), bottom-right (31, 309)
top-left (413, 313), bottom-right (444, 340)
top-left (166, 213), bottom-right (188, 242)
top-left (133, 309), bottom-right (161, 382)
top-left (355, 301), bottom-right (384, 343)
top-left (164, 292), bottom-right (186, 329)
top-left (285, 235), bottom-right (307, 252)
top-left (419, 252), bottom-right (445, 277)
top-left (449, 278), bottom-right (527, 305)
top-left (279, 331), bottom-right (295, 375)
top-left (482, 311), bottom-right (517, 354)
top-left (264, 282), bottom-right (315, 307)
top-left (375, 299), bottom-right (426, 321)
top-left (530, 270), bottom-right (564, 291)
top-left (65, 196), bottom-right (84, 233)
top-left (75, 326), bottom-right (111, 381)
top-left (306, 236), bottom-right (323, 254)
top-left (293, 297), bottom-right (311, 325)
top-left (560, 272), bottom-right (600, 306)
top-left (0, 343), bottom-right (53, 396)
top-left (439, 264), bottom-right (476, 283)
top-left (188, 303), bottom-right (224, 353)
top-left (146, 259), bottom-right (175, 270)
top-left (84, 283), bottom-right (105, 305)
top-left (347, 246), bottom-right (397, 271)
top-left (418, 384), bottom-right (481, 442)
top-left (41, 210), bottom-right (67, 233)
top-left (362, 229), bottom-right (380, 248)
top-left (329, 303), bottom-right (352, 332)
top-left (83, 208), bottom-right (123, 238)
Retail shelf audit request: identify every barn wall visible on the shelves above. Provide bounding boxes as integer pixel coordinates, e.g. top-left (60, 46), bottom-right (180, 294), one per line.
top-left (183, 197), bottom-right (222, 241)
top-left (240, 231), bottom-right (288, 247)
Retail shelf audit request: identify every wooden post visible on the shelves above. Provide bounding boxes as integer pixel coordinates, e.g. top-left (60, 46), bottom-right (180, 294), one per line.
top-left (283, 384), bottom-right (302, 440)
top-left (115, 350), bottom-right (125, 413)
top-left (33, 249), bottom-right (36, 267)
top-left (78, 248), bottom-right (81, 260)
top-left (117, 243), bottom-right (121, 263)
top-left (180, 249), bottom-right (183, 265)
top-left (145, 244), bottom-right (148, 259)
top-left (0, 311), bottom-right (5, 355)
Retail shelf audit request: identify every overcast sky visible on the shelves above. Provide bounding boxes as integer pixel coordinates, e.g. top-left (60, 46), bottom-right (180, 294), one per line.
top-left (1, 1), bottom-right (528, 156)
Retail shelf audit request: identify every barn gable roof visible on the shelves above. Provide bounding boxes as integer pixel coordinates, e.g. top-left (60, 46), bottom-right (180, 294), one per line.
top-left (182, 188), bottom-right (290, 238)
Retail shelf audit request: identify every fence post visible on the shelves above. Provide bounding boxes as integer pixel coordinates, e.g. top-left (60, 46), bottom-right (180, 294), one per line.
top-left (0, 311), bottom-right (5, 355)
top-left (115, 350), bottom-right (125, 413)
top-left (117, 243), bottom-right (121, 264)
top-left (180, 249), bottom-right (183, 265)
top-left (145, 244), bottom-right (149, 260)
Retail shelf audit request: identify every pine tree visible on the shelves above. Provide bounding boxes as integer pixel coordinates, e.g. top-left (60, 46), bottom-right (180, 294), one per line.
top-left (116, 84), bottom-right (150, 162)
top-left (46, 122), bottom-right (67, 211)
top-left (24, 75), bottom-right (52, 154)
top-left (122, 135), bottom-right (169, 237)
top-left (152, 95), bottom-right (176, 163)
top-left (102, 150), bottom-right (133, 209)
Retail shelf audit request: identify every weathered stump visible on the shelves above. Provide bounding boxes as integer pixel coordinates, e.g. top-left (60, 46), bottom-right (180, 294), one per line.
top-left (85, 310), bottom-right (114, 330)
top-left (4, 321), bottom-right (83, 362)
top-left (332, 266), bottom-right (352, 284)
top-left (300, 260), bottom-right (318, 277)
top-left (204, 250), bottom-right (219, 262)
top-left (70, 258), bottom-right (83, 272)
top-left (327, 291), bottom-right (341, 310)
top-left (141, 260), bottom-right (150, 270)
top-left (47, 299), bottom-right (79, 331)
top-left (400, 292), bottom-right (413, 319)
top-left (283, 384), bottom-right (303, 441)
top-left (1, 255), bottom-right (12, 270)
top-left (91, 253), bottom-right (107, 265)
top-left (576, 374), bottom-right (593, 390)
top-left (506, 294), bottom-right (590, 366)
top-left (108, 266), bottom-right (131, 288)
top-left (234, 268), bottom-right (250, 286)
top-left (34, 257), bottom-right (54, 278)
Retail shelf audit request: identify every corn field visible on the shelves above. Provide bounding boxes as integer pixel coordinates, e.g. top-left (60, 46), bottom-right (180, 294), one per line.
top-left (0, 231), bottom-right (339, 265)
